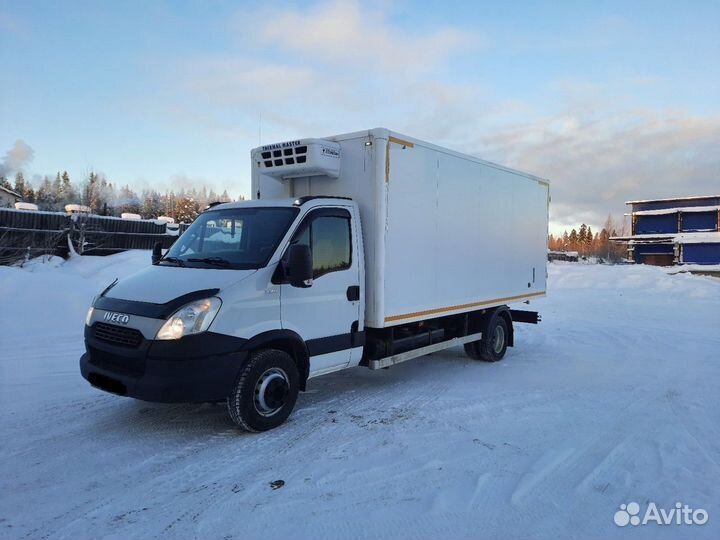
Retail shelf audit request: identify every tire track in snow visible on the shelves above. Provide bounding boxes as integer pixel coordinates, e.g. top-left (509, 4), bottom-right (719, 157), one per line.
top-left (510, 448), bottom-right (576, 505)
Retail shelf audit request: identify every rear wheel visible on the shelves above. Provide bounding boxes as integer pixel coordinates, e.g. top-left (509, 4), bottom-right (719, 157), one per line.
top-left (227, 349), bottom-right (299, 432)
top-left (464, 316), bottom-right (509, 362)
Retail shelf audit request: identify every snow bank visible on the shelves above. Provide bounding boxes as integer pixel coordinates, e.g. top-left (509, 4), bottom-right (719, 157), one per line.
top-left (1, 250), bottom-right (148, 337)
top-left (1, 254), bottom-right (719, 540)
top-left (0, 251), bottom-right (150, 410)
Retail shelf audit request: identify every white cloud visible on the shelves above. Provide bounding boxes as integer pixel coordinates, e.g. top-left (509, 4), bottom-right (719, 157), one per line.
top-left (474, 114), bottom-right (720, 231)
top-left (173, 0), bottom-right (482, 129)
top-left (183, 59), bottom-right (319, 106)
top-left (241, 1), bottom-right (479, 75)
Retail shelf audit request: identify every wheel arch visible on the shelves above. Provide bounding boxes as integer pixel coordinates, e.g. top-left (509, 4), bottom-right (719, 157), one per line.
top-left (497, 307), bottom-right (514, 347)
top-left (470, 305), bottom-right (513, 347)
top-left (242, 330), bottom-right (310, 390)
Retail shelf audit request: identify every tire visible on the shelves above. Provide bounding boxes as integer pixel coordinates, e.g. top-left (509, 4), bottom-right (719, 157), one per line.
top-left (226, 349), bottom-right (299, 432)
top-left (464, 316), bottom-right (509, 362)
top-left (479, 316), bottom-right (509, 362)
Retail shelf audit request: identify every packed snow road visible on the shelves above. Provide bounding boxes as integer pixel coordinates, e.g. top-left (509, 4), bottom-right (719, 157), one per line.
top-left (1, 252), bottom-right (718, 540)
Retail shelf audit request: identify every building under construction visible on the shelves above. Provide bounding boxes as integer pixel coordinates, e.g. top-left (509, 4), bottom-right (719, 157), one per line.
top-left (612, 195), bottom-right (720, 266)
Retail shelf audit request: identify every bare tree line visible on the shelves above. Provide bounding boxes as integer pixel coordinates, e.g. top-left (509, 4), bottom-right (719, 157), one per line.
top-left (1, 171), bottom-right (241, 223)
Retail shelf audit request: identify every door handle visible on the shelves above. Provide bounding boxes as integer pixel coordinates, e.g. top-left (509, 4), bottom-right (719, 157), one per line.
top-left (346, 285), bottom-right (360, 301)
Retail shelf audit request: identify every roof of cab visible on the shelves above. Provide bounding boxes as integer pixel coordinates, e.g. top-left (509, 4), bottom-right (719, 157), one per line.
top-left (206, 196), bottom-right (355, 212)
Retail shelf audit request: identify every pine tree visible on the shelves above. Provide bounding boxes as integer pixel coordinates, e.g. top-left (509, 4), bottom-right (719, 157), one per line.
top-left (95, 177), bottom-right (119, 215)
top-left (562, 231), bottom-right (569, 250)
top-left (24, 185), bottom-right (36, 203)
top-left (162, 190), bottom-right (176, 217)
top-left (51, 172), bottom-right (64, 210)
top-left (598, 228), bottom-right (610, 260)
top-left (105, 182), bottom-right (118, 214)
top-left (116, 184), bottom-right (140, 215)
top-left (578, 223), bottom-right (587, 253)
top-left (174, 196), bottom-right (199, 222)
top-left (569, 229), bottom-right (578, 251)
top-left (36, 176), bottom-right (54, 209)
top-left (593, 232), bottom-right (599, 256)
top-left (61, 171), bottom-right (74, 204)
top-left (98, 178), bottom-right (108, 214)
top-left (84, 172), bottom-right (101, 213)
top-left (140, 189), bottom-right (162, 219)
top-left (0, 176), bottom-right (12, 190)
top-left (14, 172), bottom-right (26, 197)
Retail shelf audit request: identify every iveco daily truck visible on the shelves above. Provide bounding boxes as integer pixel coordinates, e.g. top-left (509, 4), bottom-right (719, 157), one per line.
top-left (81, 128), bottom-right (550, 431)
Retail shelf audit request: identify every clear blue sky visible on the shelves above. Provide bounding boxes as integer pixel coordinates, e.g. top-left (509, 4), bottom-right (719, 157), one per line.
top-left (1, 0), bottom-right (719, 232)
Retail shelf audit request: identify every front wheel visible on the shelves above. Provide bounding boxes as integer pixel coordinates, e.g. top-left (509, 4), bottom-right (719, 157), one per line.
top-left (227, 349), bottom-right (299, 432)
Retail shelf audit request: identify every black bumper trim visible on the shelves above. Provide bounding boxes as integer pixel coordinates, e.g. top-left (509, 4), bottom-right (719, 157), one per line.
top-left (81, 327), bottom-right (248, 403)
top-left (306, 330), bottom-right (365, 356)
top-left (81, 350), bottom-right (247, 403)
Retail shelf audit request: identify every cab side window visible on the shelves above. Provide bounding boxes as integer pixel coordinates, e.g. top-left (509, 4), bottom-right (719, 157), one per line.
top-left (291, 210), bottom-right (352, 279)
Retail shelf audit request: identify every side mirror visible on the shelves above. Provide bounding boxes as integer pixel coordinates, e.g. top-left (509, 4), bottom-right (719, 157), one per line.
top-left (152, 242), bottom-right (162, 265)
top-left (287, 244), bottom-right (313, 287)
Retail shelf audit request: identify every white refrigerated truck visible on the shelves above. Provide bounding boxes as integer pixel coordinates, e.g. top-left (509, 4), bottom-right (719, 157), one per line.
top-left (81, 128), bottom-right (549, 431)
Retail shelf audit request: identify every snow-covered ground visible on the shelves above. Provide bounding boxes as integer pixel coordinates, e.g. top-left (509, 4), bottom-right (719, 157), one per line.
top-left (1, 253), bottom-right (719, 540)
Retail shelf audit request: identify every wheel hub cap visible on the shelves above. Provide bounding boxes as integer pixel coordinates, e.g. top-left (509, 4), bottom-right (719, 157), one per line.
top-left (493, 326), bottom-right (505, 354)
top-left (254, 368), bottom-right (289, 417)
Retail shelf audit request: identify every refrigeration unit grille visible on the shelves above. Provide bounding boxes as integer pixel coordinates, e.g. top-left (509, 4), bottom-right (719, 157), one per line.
top-left (260, 145), bottom-right (308, 168)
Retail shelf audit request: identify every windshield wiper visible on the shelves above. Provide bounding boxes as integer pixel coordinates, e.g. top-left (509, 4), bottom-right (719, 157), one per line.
top-left (159, 256), bottom-right (185, 267)
top-left (187, 256), bottom-right (232, 267)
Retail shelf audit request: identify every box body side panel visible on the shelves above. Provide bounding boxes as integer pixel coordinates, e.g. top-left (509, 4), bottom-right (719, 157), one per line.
top-left (383, 140), bottom-right (548, 326)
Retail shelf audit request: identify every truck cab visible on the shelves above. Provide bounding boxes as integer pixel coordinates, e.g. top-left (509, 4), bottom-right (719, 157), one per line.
top-left (81, 197), bottom-right (366, 431)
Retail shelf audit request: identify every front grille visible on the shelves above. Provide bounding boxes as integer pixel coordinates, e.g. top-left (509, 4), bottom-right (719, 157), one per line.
top-left (93, 323), bottom-right (143, 348)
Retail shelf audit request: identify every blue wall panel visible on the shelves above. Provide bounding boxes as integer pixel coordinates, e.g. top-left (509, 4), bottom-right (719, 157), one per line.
top-left (632, 197), bottom-right (720, 212)
top-left (635, 214), bottom-right (678, 234)
top-left (682, 212), bottom-right (717, 231)
top-left (683, 243), bottom-right (720, 264)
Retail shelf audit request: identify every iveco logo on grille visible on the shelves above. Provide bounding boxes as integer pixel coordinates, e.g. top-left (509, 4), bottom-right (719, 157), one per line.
top-left (103, 312), bottom-right (130, 325)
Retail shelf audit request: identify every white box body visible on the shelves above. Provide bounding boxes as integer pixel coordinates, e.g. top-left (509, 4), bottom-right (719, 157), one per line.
top-left (251, 128), bottom-right (549, 329)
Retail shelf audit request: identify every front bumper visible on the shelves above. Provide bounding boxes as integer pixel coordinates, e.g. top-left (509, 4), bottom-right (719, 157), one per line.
top-left (80, 325), bottom-right (248, 403)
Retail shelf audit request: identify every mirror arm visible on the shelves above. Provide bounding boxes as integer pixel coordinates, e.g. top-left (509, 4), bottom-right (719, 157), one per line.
top-left (272, 260), bottom-right (288, 284)
top-left (151, 242), bottom-right (163, 265)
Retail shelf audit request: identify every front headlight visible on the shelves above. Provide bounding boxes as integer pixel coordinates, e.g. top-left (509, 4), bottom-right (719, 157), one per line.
top-left (85, 306), bottom-right (95, 326)
top-left (156, 297), bottom-right (222, 340)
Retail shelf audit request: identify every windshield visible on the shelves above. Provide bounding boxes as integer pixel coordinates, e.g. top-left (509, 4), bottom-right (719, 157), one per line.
top-left (161, 207), bottom-right (299, 269)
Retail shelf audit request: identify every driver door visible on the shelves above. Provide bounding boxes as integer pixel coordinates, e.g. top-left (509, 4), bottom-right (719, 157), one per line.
top-left (279, 207), bottom-right (361, 376)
